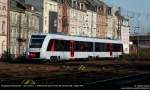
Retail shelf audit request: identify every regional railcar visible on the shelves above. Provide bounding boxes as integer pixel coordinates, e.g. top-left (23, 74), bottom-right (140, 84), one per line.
top-left (27, 34), bottom-right (123, 62)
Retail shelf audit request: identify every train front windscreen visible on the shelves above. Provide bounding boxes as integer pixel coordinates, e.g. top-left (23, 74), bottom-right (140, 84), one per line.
top-left (29, 35), bottom-right (46, 48)
top-left (28, 35), bottom-right (46, 59)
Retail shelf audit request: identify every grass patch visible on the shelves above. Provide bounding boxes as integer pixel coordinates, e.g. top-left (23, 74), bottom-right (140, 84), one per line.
top-left (128, 47), bottom-right (150, 58)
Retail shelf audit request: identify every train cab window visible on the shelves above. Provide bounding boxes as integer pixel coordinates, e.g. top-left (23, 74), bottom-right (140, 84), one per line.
top-left (47, 39), bottom-right (70, 51)
top-left (47, 39), bottom-right (56, 51)
top-left (29, 35), bottom-right (46, 48)
top-left (56, 40), bottom-right (70, 51)
top-left (29, 39), bottom-right (45, 48)
top-left (95, 43), bottom-right (101, 52)
top-left (56, 40), bottom-right (64, 51)
top-left (112, 44), bottom-right (123, 52)
top-left (86, 42), bottom-right (93, 52)
top-left (95, 43), bottom-right (107, 52)
top-left (120, 44), bottom-right (123, 52)
top-left (80, 42), bottom-right (86, 51)
top-left (75, 41), bottom-right (80, 51)
top-left (75, 41), bottom-right (93, 52)
top-left (106, 43), bottom-right (112, 51)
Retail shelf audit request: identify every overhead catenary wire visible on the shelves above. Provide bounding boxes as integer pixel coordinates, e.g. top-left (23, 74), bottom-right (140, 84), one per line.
top-left (118, 7), bottom-right (150, 35)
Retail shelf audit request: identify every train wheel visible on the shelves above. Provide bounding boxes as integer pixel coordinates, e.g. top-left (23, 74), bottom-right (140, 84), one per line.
top-left (88, 56), bottom-right (92, 61)
top-left (119, 55), bottom-right (123, 60)
top-left (48, 59), bottom-right (51, 64)
top-left (57, 56), bottom-right (61, 62)
top-left (96, 56), bottom-right (99, 60)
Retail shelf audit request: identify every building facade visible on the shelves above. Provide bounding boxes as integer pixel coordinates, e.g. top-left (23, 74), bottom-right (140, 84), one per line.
top-left (43, 0), bottom-right (58, 33)
top-left (0, 0), bottom-right (8, 58)
top-left (58, 3), bottom-right (69, 34)
top-left (26, 0), bottom-right (59, 33)
top-left (68, 8), bottom-right (87, 36)
top-left (9, 1), bottom-right (40, 58)
top-left (107, 7), bottom-right (120, 40)
top-left (96, 5), bottom-right (108, 38)
top-left (121, 18), bottom-right (130, 54)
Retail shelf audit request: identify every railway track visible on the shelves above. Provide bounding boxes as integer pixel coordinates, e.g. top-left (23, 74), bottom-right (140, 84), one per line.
top-left (1, 59), bottom-right (150, 87)
top-left (85, 72), bottom-right (150, 87)
top-left (1, 71), bottom-right (150, 88)
top-left (9, 58), bottom-right (149, 69)
top-left (0, 68), bottom-right (128, 86)
top-left (1, 72), bottom-right (150, 85)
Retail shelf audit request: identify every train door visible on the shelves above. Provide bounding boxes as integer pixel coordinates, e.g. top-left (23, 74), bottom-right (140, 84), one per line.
top-left (69, 41), bottom-right (75, 58)
top-left (51, 39), bottom-right (56, 56)
top-left (109, 43), bottom-right (113, 56)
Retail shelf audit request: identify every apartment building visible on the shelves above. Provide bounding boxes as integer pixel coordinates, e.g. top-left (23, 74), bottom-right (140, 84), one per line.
top-left (121, 18), bottom-right (130, 54)
top-left (9, 0), bottom-right (40, 57)
top-left (0, 0), bottom-right (8, 58)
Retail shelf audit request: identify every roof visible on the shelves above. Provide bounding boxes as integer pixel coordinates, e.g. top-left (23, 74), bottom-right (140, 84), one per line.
top-left (85, 0), bottom-right (108, 7)
top-left (31, 33), bottom-right (122, 44)
top-left (53, 0), bottom-right (108, 12)
top-left (84, 0), bottom-right (108, 11)
top-left (10, 0), bottom-right (26, 12)
top-left (10, 0), bottom-right (39, 12)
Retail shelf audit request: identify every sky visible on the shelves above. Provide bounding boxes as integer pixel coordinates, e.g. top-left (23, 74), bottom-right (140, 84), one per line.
top-left (104, 0), bottom-right (150, 35)
top-left (105, 0), bottom-right (150, 13)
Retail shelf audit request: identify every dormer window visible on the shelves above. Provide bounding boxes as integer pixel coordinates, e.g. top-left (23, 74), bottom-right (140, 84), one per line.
top-left (96, 6), bottom-right (99, 12)
top-left (99, 6), bottom-right (104, 12)
top-left (60, 0), bottom-right (65, 3)
top-left (72, 0), bottom-right (77, 8)
top-left (80, 3), bottom-right (85, 10)
top-left (2, 21), bottom-right (5, 34)
top-left (2, 6), bottom-right (6, 11)
top-left (107, 7), bottom-right (112, 15)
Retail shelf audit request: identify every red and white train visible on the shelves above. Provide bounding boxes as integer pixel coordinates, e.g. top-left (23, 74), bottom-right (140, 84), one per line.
top-left (27, 34), bottom-right (123, 62)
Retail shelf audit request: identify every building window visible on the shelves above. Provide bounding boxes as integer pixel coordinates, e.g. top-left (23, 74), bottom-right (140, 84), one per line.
top-left (99, 6), bottom-right (104, 12)
top-left (1, 40), bottom-right (5, 54)
top-left (107, 7), bottom-right (112, 15)
top-left (2, 21), bottom-right (5, 34)
top-left (72, 0), bottom-right (77, 8)
top-left (80, 3), bottom-right (84, 10)
top-left (60, 0), bottom-right (65, 3)
top-left (2, 6), bottom-right (6, 11)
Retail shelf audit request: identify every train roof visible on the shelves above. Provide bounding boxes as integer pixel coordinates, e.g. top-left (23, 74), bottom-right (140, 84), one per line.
top-left (31, 33), bottom-right (122, 44)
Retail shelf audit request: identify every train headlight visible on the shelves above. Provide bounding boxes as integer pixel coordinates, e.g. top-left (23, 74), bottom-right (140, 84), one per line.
top-left (29, 52), bottom-right (40, 58)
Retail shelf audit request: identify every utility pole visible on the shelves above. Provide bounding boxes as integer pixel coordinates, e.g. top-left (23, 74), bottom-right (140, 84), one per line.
top-left (7, 0), bottom-right (11, 60)
top-left (137, 21), bottom-right (140, 57)
top-left (18, 12), bottom-right (22, 57)
top-left (91, 12), bottom-right (93, 37)
top-left (134, 22), bottom-right (140, 57)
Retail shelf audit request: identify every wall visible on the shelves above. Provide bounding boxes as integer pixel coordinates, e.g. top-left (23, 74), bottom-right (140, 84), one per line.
top-left (25, 0), bottom-right (43, 32)
top-left (43, 0), bottom-right (58, 33)
top-left (67, 8), bottom-right (98, 38)
top-left (0, 0), bottom-right (8, 57)
top-left (106, 7), bottom-right (120, 40)
top-left (62, 4), bottom-right (69, 34)
top-left (68, 8), bottom-right (86, 36)
top-left (57, 3), bottom-right (63, 33)
top-left (121, 19), bottom-right (130, 54)
top-left (96, 12), bottom-right (108, 38)
top-left (91, 11), bottom-right (97, 37)
top-left (107, 15), bottom-right (118, 40)
top-left (85, 10), bottom-right (96, 37)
